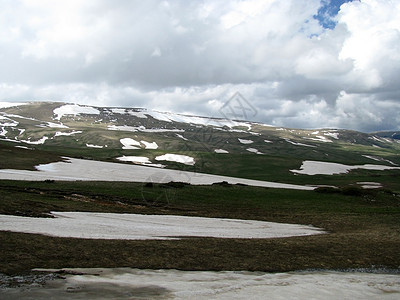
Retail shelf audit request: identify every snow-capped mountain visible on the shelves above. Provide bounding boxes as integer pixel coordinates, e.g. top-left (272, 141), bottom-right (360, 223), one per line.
top-left (1, 101), bottom-right (399, 179)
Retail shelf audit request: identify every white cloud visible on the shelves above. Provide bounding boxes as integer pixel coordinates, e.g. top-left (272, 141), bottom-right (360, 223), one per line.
top-left (0, 0), bottom-right (399, 131)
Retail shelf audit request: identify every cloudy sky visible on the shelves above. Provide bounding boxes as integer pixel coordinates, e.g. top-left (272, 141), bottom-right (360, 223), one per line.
top-left (1, 0), bottom-right (400, 132)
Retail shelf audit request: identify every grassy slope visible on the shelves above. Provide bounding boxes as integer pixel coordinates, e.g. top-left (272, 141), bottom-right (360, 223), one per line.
top-left (1, 180), bottom-right (399, 274)
top-left (2, 141), bottom-right (400, 192)
top-left (1, 103), bottom-right (400, 275)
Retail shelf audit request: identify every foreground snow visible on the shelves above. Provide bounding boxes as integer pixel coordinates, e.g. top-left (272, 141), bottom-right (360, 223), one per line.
top-left (0, 212), bottom-right (324, 240)
top-left (291, 160), bottom-right (400, 175)
top-left (0, 157), bottom-right (313, 190)
top-left (3, 268), bottom-right (399, 299)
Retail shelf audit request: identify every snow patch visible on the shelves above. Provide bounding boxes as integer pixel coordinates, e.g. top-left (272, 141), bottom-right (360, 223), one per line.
top-left (238, 138), bottom-right (253, 144)
top-left (21, 136), bottom-right (49, 145)
top-left (264, 139), bottom-right (273, 143)
top-left (0, 102), bottom-right (27, 108)
top-left (147, 110), bottom-right (252, 129)
top-left (363, 155), bottom-right (397, 166)
top-left (357, 182), bottom-right (382, 189)
top-left (284, 138), bottom-right (316, 148)
top-left (0, 127), bottom-right (7, 136)
top-left (120, 138), bottom-right (141, 149)
top-left (42, 122), bottom-right (69, 129)
top-left (291, 160), bottom-right (400, 175)
top-left (0, 157), bottom-right (314, 190)
top-left (4, 269), bottom-right (398, 300)
top-left (86, 144), bottom-right (105, 149)
top-left (176, 133), bottom-right (188, 141)
top-left (108, 125), bottom-right (183, 133)
top-left (369, 136), bottom-right (392, 143)
top-left (305, 136), bottom-right (332, 143)
top-left (117, 156), bottom-right (151, 164)
top-left (323, 131), bottom-right (339, 139)
top-left (246, 148), bottom-right (263, 154)
top-left (0, 116), bottom-right (19, 127)
top-left (54, 131), bottom-right (82, 137)
top-left (53, 104), bottom-right (100, 120)
top-left (155, 154), bottom-right (195, 165)
top-left (0, 212), bottom-right (324, 240)
top-left (141, 140), bottom-right (158, 149)
top-left (116, 156), bottom-right (165, 168)
top-left (110, 108), bottom-right (148, 119)
top-left (215, 149), bottom-right (229, 154)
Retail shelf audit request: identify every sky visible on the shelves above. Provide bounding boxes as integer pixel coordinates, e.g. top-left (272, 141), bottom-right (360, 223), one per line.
top-left (1, 0), bottom-right (400, 132)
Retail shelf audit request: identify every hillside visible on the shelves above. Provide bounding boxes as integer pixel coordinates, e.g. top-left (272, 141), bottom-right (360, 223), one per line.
top-left (1, 101), bottom-right (399, 189)
top-left (1, 101), bottom-right (400, 278)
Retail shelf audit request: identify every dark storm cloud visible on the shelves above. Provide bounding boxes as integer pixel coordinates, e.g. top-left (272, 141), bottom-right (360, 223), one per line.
top-left (0, 0), bottom-right (399, 131)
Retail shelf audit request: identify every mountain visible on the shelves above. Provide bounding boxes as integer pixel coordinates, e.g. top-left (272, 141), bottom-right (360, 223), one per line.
top-left (1, 101), bottom-right (399, 187)
top-left (372, 131), bottom-right (400, 141)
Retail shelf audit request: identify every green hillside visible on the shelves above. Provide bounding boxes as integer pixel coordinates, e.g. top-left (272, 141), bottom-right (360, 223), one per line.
top-left (1, 102), bottom-right (400, 190)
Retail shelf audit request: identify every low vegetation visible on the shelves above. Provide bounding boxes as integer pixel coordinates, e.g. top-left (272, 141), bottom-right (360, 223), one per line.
top-left (1, 180), bottom-right (399, 274)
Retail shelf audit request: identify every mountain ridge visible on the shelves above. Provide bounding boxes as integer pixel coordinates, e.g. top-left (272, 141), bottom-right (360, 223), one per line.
top-left (1, 101), bottom-right (399, 189)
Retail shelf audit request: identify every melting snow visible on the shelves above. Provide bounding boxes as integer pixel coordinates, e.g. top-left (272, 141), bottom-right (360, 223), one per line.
top-left (0, 127), bottom-right (6, 136)
top-left (3, 269), bottom-right (398, 300)
top-left (0, 212), bottom-right (324, 240)
top-left (0, 101), bottom-right (27, 108)
top-left (369, 136), bottom-right (392, 143)
top-left (86, 144), bottom-right (104, 149)
top-left (215, 149), bottom-right (229, 154)
top-left (357, 182), bottom-right (382, 189)
top-left (54, 131), bottom-right (82, 137)
top-left (141, 140), bottom-right (158, 149)
top-left (108, 125), bottom-right (183, 133)
top-left (147, 110), bottom-right (252, 129)
top-left (117, 156), bottom-right (151, 164)
top-left (363, 155), bottom-right (398, 166)
top-left (323, 131), bottom-right (339, 139)
top-left (176, 133), bottom-right (188, 141)
top-left (42, 122), bottom-right (69, 129)
top-left (284, 138), bottom-right (316, 148)
top-left (246, 148), bottom-right (263, 154)
top-left (21, 136), bottom-right (49, 145)
top-left (0, 116), bottom-right (19, 127)
top-left (110, 108), bottom-right (148, 119)
top-left (304, 136), bottom-right (332, 143)
top-left (120, 138), bottom-right (141, 149)
top-left (108, 125), bottom-right (139, 132)
top-left (0, 157), bottom-right (314, 190)
top-left (238, 138), bottom-right (253, 144)
top-left (291, 160), bottom-right (400, 175)
top-left (120, 138), bottom-right (158, 150)
top-left (53, 104), bottom-right (100, 120)
top-left (155, 154), bottom-right (195, 165)
top-left (264, 139), bottom-right (273, 143)
top-left (117, 155), bottom-right (165, 167)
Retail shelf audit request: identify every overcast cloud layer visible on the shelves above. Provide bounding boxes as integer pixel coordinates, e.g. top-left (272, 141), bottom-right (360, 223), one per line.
top-left (1, 0), bottom-right (400, 132)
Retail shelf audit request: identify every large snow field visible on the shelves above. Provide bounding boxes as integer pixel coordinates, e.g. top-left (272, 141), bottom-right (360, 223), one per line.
top-left (0, 212), bottom-right (324, 240)
top-left (53, 104), bottom-right (100, 120)
top-left (291, 160), bottom-right (400, 175)
top-left (0, 101), bottom-right (27, 108)
top-left (3, 268), bottom-right (399, 299)
top-left (0, 157), bottom-right (314, 190)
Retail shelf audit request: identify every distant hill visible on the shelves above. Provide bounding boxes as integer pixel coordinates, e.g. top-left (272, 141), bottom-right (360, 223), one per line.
top-left (372, 131), bottom-right (400, 141)
top-left (1, 101), bottom-right (399, 185)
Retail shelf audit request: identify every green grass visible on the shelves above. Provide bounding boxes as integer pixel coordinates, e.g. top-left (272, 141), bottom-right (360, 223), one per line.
top-left (1, 180), bottom-right (400, 274)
